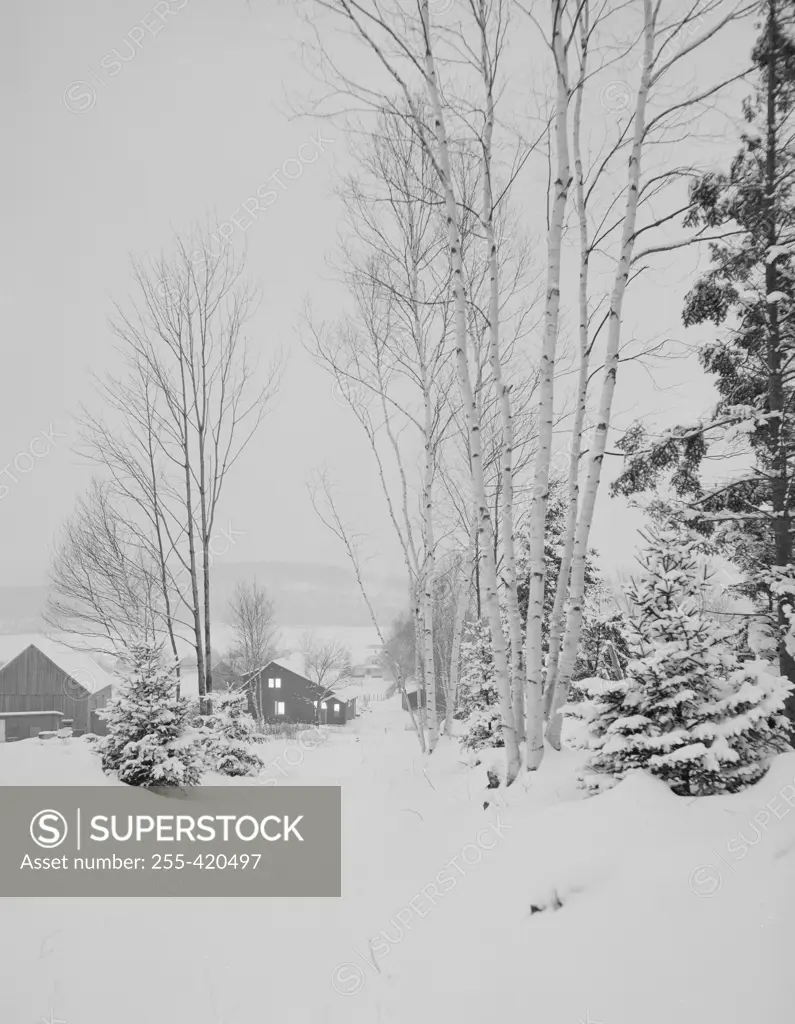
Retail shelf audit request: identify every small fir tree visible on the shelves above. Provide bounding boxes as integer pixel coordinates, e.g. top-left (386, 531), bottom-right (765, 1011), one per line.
top-left (99, 641), bottom-right (204, 787)
top-left (564, 526), bottom-right (792, 795)
top-left (201, 686), bottom-right (264, 777)
top-left (457, 618), bottom-right (505, 751)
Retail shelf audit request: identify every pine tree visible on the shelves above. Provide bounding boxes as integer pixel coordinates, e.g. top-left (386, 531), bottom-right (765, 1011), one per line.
top-left (515, 479), bottom-right (599, 649)
top-left (612, 0), bottom-right (795, 730)
top-left (201, 686), bottom-right (264, 777)
top-left (457, 618), bottom-right (505, 752)
top-left (99, 641), bottom-right (204, 787)
top-left (564, 526), bottom-right (792, 795)
top-left (457, 487), bottom-right (612, 751)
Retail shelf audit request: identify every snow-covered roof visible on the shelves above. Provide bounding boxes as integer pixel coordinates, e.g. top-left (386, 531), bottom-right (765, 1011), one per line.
top-left (0, 710), bottom-right (65, 718)
top-left (14, 640), bottom-right (117, 697)
top-left (331, 684), bottom-right (362, 702)
top-left (269, 656), bottom-right (306, 674)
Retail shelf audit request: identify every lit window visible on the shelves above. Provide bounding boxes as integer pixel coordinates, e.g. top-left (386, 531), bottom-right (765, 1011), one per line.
top-left (275, 701), bottom-right (285, 715)
top-left (268, 678), bottom-right (274, 688)
top-left (321, 702), bottom-right (327, 709)
top-left (274, 678), bottom-right (281, 688)
top-left (313, 701), bottom-right (318, 707)
top-left (334, 704), bottom-right (340, 711)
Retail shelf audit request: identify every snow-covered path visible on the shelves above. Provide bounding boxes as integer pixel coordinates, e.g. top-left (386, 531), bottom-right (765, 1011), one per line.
top-left (1, 698), bottom-right (793, 1024)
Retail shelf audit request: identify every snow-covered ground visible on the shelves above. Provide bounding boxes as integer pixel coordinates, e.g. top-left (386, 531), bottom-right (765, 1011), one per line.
top-left (1, 695), bottom-right (793, 1023)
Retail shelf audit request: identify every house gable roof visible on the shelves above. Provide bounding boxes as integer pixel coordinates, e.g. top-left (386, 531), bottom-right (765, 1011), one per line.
top-left (252, 660), bottom-right (315, 686)
top-left (250, 660), bottom-right (356, 703)
top-left (0, 642), bottom-right (116, 698)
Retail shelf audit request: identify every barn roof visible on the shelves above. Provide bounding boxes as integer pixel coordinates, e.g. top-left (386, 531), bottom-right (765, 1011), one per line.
top-left (1, 641), bottom-right (117, 697)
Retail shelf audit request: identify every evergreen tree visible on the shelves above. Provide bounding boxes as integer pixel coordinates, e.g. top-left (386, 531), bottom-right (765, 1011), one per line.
top-left (201, 686), bottom-right (264, 777)
top-left (574, 578), bottom-right (631, 682)
top-left (99, 641), bottom-right (203, 787)
top-left (564, 526), bottom-right (792, 796)
top-left (457, 485), bottom-right (613, 750)
top-left (515, 479), bottom-right (599, 649)
top-left (612, 0), bottom-right (795, 729)
top-left (457, 618), bottom-right (505, 751)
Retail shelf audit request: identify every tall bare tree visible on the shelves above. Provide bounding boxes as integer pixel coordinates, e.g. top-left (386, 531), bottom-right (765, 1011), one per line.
top-left (227, 580), bottom-right (278, 720)
top-left (300, 631), bottom-right (355, 719)
top-left (46, 478), bottom-right (163, 652)
top-left (80, 225), bottom-right (281, 710)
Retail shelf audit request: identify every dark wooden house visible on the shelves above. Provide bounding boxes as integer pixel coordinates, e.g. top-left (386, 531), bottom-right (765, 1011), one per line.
top-left (402, 685), bottom-right (447, 716)
top-left (0, 644), bottom-right (115, 741)
top-left (402, 687), bottom-right (426, 712)
top-left (247, 660), bottom-right (357, 725)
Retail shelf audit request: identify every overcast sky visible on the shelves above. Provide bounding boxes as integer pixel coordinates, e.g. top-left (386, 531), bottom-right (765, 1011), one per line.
top-left (1, 0), bottom-right (749, 588)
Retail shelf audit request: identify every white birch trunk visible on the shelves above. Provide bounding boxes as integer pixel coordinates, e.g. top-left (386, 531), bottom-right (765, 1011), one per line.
top-left (478, 0), bottom-right (526, 748)
top-left (412, 583), bottom-right (428, 742)
top-left (421, 373), bottom-right (439, 752)
top-left (421, 0), bottom-right (521, 781)
top-left (447, 510), bottom-right (477, 733)
top-left (544, 1), bottom-right (590, 714)
top-left (546, 0), bottom-right (655, 748)
top-left (525, 0), bottom-right (570, 768)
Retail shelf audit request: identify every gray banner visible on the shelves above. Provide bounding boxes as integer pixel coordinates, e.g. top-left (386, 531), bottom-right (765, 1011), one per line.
top-left (0, 786), bottom-right (341, 897)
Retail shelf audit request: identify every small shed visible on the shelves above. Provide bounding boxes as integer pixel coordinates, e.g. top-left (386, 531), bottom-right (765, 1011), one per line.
top-left (0, 710), bottom-right (65, 743)
top-left (0, 643), bottom-right (115, 740)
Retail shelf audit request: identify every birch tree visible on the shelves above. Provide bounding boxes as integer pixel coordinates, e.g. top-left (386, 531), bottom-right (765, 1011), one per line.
top-left (543, 0), bottom-right (755, 746)
top-left (308, 108), bottom-right (455, 750)
top-left (300, 0), bottom-right (555, 779)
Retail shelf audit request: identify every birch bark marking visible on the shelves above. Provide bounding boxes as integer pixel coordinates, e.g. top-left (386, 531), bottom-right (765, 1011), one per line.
top-left (448, 509), bottom-right (478, 733)
top-left (477, 0), bottom-right (525, 746)
top-left (544, 0), bottom-right (589, 712)
top-left (420, 344), bottom-right (439, 752)
top-left (420, 0), bottom-right (520, 780)
top-left (525, 0), bottom-right (570, 767)
top-left (547, 0), bottom-right (655, 747)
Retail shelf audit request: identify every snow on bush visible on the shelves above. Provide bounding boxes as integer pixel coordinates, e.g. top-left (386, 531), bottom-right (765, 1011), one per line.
top-left (199, 686), bottom-right (264, 777)
top-left (98, 640), bottom-right (204, 787)
top-left (564, 526), bottom-right (792, 796)
top-left (456, 618), bottom-right (505, 754)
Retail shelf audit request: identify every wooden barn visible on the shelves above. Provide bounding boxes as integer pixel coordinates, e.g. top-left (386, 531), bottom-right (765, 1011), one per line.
top-left (0, 643), bottom-right (115, 741)
top-left (247, 660), bottom-right (357, 725)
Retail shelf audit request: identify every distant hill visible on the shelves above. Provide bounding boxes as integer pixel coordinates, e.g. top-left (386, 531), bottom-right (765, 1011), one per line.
top-left (0, 586), bottom-right (50, 634)
top-left (0, 562), bottom-right (408, 634)
top-left (211, 560), bottom-right (408, 627)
